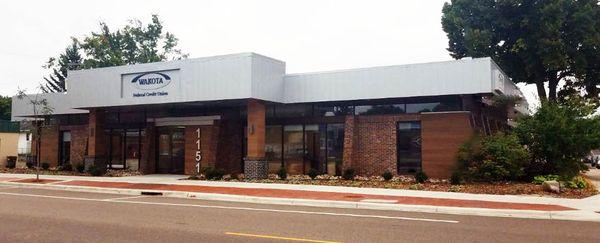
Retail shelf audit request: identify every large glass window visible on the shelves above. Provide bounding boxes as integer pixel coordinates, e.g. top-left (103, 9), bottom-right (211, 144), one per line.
top-left (304, 124), bottom-right (326, 174)
top-left (105, 128), bottom-right (143, 171)
top-left (265, 125), bottom-right (283, 173)
top-left (125, 130), bottom-right (141, 171)
top-left (396, 121), bottom-right (422, 173)
top-left (326, 124), bottom-right (344, 176)
top-left (314, 106), bottom-right (354, 117)
top-left (283, 125), bottom-right (304, 174)
top-left (59, 131), bottom-right (71, 166)
top-left (355, 104), bottom-right (405, 115)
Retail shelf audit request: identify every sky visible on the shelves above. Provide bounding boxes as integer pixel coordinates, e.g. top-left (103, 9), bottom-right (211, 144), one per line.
top-left (0, 0), bottom-right (538, 106)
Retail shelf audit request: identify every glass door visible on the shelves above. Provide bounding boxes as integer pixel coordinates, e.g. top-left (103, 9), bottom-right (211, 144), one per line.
top-left (156, 127), bottom-right (185, 174)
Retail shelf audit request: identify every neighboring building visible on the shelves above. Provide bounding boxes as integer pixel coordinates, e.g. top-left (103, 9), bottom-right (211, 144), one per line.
top-left (0, 120), bottom-right (20, 167)
top-left (12, 53), bottom-right (528, 178)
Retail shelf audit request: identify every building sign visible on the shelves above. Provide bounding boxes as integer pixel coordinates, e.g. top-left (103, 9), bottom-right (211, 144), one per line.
top-left (121, 69), bottom-right (180, 98)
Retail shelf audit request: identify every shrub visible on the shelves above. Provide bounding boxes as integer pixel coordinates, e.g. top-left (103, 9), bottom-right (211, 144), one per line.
top-left (342, 168), bottom-right (356, 180)
top-left (26, 162), bottom-right (35, 169)
top-left (87, 164), bottom-right (104, 176)
top-left (409, 183), bottom-right (423, 190)
top-left (203, 167), bottom-right (225, 180)
top-left (458, 133), bottom-right (529, 181)
top-left (58, 163), bottom-right (72, 171)
top-left (75, 163), bottom-right (85, 173)
top-left (450, 171), bottom-right (462, 185)
top-left (229, 173), bottom-right (240, 180)
top-left (41, 162), bottom-right (50, 170)
top-left (565, 176), bottom-right (588, 189)
top-left (414, 170), bottom-right (428, 183)
top-left (382, 171), bottom-right (393, 181)
top-left (307, 168), bottom-right (319, 180)
top-left (448, 185), bottom-right (462, 192)
top-left (532, 174), bottom-right (560, 184)
top-left (514, 100), bottom-right (600, 180)
top-left (277, 167), bottom-right (287, 180)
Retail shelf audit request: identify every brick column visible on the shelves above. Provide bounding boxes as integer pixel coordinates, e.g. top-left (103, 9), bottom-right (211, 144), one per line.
top-left (244, 99), bottom-right (267, 179)
top-left (85, 109), bottom-right (107, 171)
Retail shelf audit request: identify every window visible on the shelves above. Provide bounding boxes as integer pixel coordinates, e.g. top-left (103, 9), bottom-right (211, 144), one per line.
top-left (355, 104), bottom-right (405, 115)
top-left (283, 125), bottom-right (304, 174)
top-left (59, 131), bottom-right (71, 166)
top-left (314, 105), bottom-right (353, 117)
top-left (397, 121), bottom-right (422, 173)
top-left (265, 125), bottom-right (283, 173)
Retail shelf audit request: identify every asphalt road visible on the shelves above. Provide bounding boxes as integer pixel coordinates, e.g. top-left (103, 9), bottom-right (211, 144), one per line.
top-left (0, 185), bottom-right (599, 243)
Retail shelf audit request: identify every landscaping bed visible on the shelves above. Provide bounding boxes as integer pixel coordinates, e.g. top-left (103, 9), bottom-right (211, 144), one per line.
top-left (0, 167), bottom-right (142, 177)
top-left (188, 174), bottom-right (598, 199)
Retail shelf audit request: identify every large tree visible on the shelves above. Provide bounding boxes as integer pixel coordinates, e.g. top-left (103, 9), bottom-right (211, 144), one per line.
top-left (42, 14), bottom-right (187, 93)
top-left (441, 0), bottom-right (599, 102)
top-left (0, 95), bottom-right (11, 121)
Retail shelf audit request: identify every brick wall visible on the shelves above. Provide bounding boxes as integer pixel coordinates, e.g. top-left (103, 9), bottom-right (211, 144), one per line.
top-left (61, 125), bottom-right (89, 165)
top-left (38, 125), bottom-right (59, 167)
top-left (184, 125), bottom-right (219, 174)
top-left (216, 119), bottom-right (243, 173)
top-left (342, 112), bottom-right (473, 178)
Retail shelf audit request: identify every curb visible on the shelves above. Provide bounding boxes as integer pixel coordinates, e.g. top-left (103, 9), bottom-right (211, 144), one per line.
top-left (2, 181), bottom-right (599, 222)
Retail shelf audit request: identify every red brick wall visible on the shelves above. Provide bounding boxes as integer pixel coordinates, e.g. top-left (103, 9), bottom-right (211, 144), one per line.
top-left (139, 124), bottom-right (156, 174)
top-left (38, 125), bottom-right (59, 167)
top-left (342, 112), bottom-right (474, 178)
top-left (184, 125), bottom-right (219, 174)
top-left (60, 125), bottom-right (89, 165)
top-left (216, 120), bottom-right (243, 173)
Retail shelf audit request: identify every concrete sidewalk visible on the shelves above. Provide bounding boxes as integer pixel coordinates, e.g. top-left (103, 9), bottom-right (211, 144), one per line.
top-left (1, 173), bottom-right (599, 222)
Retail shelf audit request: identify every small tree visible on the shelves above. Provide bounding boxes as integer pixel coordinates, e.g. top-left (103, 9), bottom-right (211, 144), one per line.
top-left (514, 98), bottom-right (600, 179)
top-left (16, 87), bottom-right (54, 181)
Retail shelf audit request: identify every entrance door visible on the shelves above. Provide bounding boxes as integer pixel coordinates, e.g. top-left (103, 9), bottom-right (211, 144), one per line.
top-left (59, 131), bottom-right (71, 166)
top-left (156, 127), bottom-right (185, 174)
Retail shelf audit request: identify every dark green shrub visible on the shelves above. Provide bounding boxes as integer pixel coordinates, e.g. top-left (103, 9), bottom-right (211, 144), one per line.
top-left (342, 168), bottom-right (356, 180)
top-left (277, 167), bottom-right (287, 180)
top-left (307, 168), bottom-right (319, 179)
top-left (415, 170), bottom-right (428, 183)
top-left (458, 133), bottom-right (529, 181)
top-left (75, 163), bottom-right (85, 173)
top-left (41, 162), bottom-right (50, 170)
top-left (58, 163), bottom-right (72, 171)
top-left (203, 167), bottom-right (225, 180)
top-left (229, 173), bottom-right (240, 180)
top-left (382, 171), bottom-right (393, 181)
top-left (450, 171), bottom-right (462, 185)
top-left (514, 100), bottom-right (600, 180)
top-left (87, 164), bottom-right (104, 176)
top-left (26, 162), bottom-right (35, 169)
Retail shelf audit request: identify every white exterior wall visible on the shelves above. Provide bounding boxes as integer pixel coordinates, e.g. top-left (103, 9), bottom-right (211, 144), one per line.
top-left (12, 53), bottom-right (526, 119)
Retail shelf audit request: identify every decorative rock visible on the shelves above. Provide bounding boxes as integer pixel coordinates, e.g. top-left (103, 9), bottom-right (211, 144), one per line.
top-left (542, 180), bottom-right (561, 193)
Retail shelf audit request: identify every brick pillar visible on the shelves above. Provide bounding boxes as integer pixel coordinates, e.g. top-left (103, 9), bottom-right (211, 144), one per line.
top-left (85, 109), bottom-right (107, 171)
top-left (244, 99), bottom-right (267, 179)
top-left (342, 115), bottom-right (355, 172)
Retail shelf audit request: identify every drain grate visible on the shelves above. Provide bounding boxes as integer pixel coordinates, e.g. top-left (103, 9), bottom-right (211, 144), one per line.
top-left (141, 191), bottom-right (163, 196)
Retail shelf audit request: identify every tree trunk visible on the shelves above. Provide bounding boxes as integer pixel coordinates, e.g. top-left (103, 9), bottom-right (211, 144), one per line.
top-left (548, 75), bottom-right (559, 101)
top-left (536, 81), bottom-right (547, 101)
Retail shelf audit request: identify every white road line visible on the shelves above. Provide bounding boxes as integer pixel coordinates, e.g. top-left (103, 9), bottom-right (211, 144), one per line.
top-left (102, 195), bottom-right (148, 201)
top-left (0, 191), bottom-right (459, 224)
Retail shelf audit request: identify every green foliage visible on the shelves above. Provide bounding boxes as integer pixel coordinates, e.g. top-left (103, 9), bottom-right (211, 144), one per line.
top-left (409, 183), bottom-right (424, 190)
top-left (514, 101), bottom-right (600, 180)
top-left (532, 175), bottom-right (560, 184)
top-left (41, 162), bottom-right (50, 170)
top-left (450, 171), bottom-right (462, 185)
top-left (442, 0), bottom-right (600, 101)
top-left (381, 171), bottom-right (393, 181)
top-left (277, 167), bottom-right (287, 180)
top-left (87, 164), bottom-right (104, 176)
top-left (458, 133), bottom-right (530, 181)
top-left (202, 167), bottom-right (225, 180)
top-left (42, 15), bottom-right (187, 93)
top-left (75, 163), bottom-right (85, 173)
top-left (342, 168), bottom-right (356, 180)
top-left (414, 170), bottom-right (428, 183)
top-left (565, 176), bottom-right (588, 189)
top-left (307, 168), bottom-right (319, 180)
top-left (0, 96), bottom-right (11, 120)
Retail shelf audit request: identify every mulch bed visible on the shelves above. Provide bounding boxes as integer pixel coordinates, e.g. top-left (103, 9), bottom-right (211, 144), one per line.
top-left (191, 175), bottom-right (598, 199)
top-left (0, 168), bottom-right (141, 177)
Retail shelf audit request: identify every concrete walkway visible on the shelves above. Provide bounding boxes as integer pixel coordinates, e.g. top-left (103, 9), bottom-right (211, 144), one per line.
top-left (1, 173), bottom-right (600, 222)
